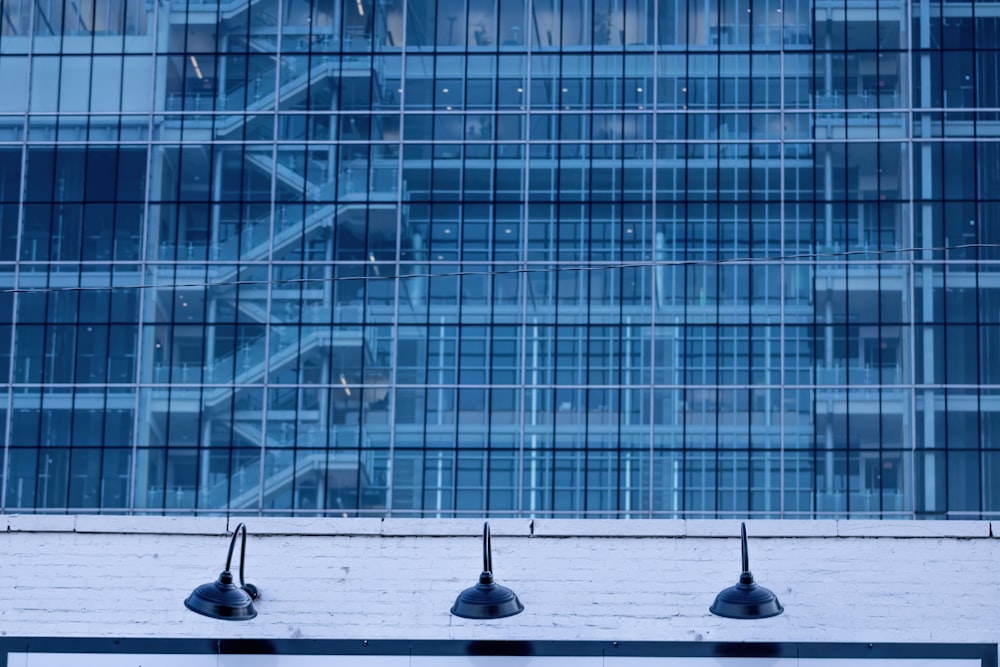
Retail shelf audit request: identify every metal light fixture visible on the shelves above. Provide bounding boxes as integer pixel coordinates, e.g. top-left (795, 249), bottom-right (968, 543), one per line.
top-left (450, 522), bottom-right (524, 619)
top-left (710, 522), bottom-right (784, 619)
top-left (184, 523), bottom-right (259, 621)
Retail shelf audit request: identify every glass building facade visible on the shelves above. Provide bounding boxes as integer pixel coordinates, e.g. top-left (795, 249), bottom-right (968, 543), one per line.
top-left (1, 0), bottom-right (999, 518)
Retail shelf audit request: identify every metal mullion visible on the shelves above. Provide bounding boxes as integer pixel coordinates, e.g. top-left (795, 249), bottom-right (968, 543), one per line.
top-left (415, 293), bottom-right (438, 513)
top-left (614, 208), bottom-right (626, 516)
top-left (613, 51), bottom-right (627, 518)
top-left (936, 38), bottom-right (948, 513)
top-left (125, 0), bottom-right (160, 514)
top-left (451, 387), bottom-right (460, 517)
top-left (583, 55), bottom-right (596, 513)
top-left (442, 330), bottom-right (459, 517)
top-left (514, 67), bottom-right (534, 518)
top-left (94, 379), bottom-right (111, 510)
top-left (194, 267), bottom-right (214, 513)
top-left (515, 0), bottom-right (534, 518)
top-left (679, 5), bottom-right (690, 516)
top-left (582, 329), bottom-right (591, 515)
top-left (776, 0), bottom-right (788, 516)
top-left (877, 259), bottom-right (886, 517)
top-left (152, 113), bottom-right (188, 512)
top-left (63, 272), bottom-right (86, 509)
top-left (2, 0), bottom-right (40, 504)
top-left (36, 140), bottom-right (59, 443)
top-left (420, 380), bottom-right (432, 516)
top-left (289, 390), bottom-right (301, 515)
top-left (376, 26), bottom-right (408, 498)
top-left (972, 124), bottom-right (986, 520)
top-left (61, 395), bottom-right (76, 509)
top-left (969, 11), bottom-right (985, 517)
top-left (713, 206), bottom-right (722, 515)
top-left (484, 379), bottom-right (494, 516)
top-left (253, 0), bottom-right (286, 515)
top-left (647, 0), bottom-right (658, 518)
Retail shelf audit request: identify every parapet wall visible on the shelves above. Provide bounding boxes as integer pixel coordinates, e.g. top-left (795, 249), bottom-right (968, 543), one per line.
top-left (0, 516), bottom-right (997, 646)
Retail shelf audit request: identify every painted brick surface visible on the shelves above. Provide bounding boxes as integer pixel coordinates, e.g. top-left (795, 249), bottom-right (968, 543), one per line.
top-left (0, 517), bottom-right (997, 648)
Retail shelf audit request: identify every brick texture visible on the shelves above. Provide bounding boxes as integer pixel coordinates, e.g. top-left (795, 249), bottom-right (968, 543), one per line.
top-left (0, 517), bottom-right (997, 648)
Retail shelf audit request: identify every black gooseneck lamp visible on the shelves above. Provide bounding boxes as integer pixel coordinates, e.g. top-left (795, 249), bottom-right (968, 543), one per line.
top-left (450, 521), bottom-right (524, 619)
top-left (709, 522), bottom-right (784, 619)
top-left (184, 523), bottom-right (259, 621)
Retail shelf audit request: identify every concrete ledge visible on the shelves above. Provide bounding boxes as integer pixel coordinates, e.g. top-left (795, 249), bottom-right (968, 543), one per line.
top-left (689, 519), bottom-right (838, 537)
top-left (247, 517), bottom-right (384, 536)
top-left (381, 518), bottom-right (530, 537)
top-left (74, 515), bottom-right (228, 535)
top-left (0, 515), bottom-right (993, 539)
top-left (835, 520), bottom-right (989, 538)
top-left (532, 519), bottom-right (685, 537)
top-left (2, 514), bottom-right (77, 533)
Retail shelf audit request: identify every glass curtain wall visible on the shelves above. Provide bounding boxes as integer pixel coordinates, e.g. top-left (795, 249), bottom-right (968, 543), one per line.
top-left (1, 0), bottom-right (999, 517)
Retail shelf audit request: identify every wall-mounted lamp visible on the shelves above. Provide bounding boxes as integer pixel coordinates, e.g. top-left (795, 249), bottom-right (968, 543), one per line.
top-left (450, 522), bottom-right (524, 619)
top-left (184, 523), bottom-right (259, 621)
top-left (709, 522), bottom-right (783, 619)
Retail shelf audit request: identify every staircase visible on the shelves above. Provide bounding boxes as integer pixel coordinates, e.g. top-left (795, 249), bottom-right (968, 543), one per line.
top-left (147, 20), bottom-right (403, 512)
top-left (211, 196), bottom-right (398, 269)
top-left (176, 0), bottom-right (275, 23)
top-left (204, 425), bottom-right (378, 510)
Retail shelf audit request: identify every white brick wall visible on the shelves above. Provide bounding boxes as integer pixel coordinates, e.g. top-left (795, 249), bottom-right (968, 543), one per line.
top-left (0, 516), bottom-right (998, 648)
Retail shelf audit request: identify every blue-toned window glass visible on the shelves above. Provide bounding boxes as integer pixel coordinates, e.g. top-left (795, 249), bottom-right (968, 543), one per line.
top-left (3, 0), bottom-right (1000, 518)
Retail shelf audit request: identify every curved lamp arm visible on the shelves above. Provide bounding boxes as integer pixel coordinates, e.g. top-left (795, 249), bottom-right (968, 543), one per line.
top-left (482, 522), bottom-right (493, 575)
top-left (476, 521), bottom-right (497, 585)
top-left (740, 522), bottom-right (750, 574)
top-left (224, 523), bottom-right (257, 599)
